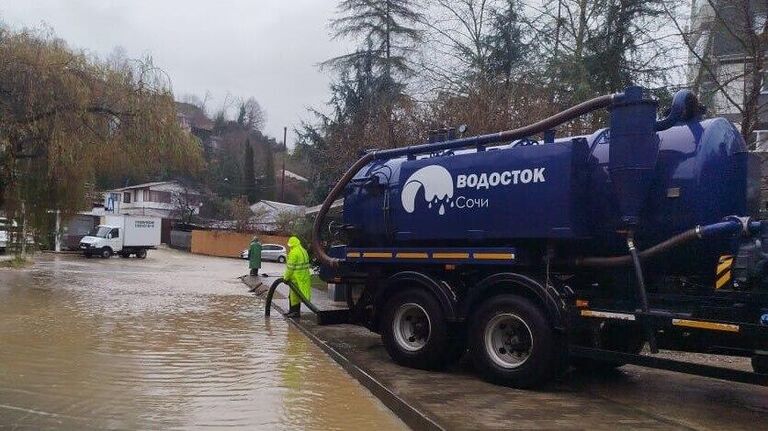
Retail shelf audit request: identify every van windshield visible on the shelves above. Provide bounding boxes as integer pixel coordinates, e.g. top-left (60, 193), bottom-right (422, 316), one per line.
top-left (88, 227), bottom-right (112, 238)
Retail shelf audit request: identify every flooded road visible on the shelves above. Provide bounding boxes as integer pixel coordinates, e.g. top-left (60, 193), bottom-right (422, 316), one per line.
top-left (0, 249), bottom-right (406, 430)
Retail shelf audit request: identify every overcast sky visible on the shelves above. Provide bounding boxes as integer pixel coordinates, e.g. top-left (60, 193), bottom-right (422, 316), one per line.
top-left (0, 0), bottom-right (348, 146)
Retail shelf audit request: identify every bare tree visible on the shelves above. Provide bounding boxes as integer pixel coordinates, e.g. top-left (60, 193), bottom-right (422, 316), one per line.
top-left (665, 0), bottom-right (768, 146)
top-left (240, 97), bottom-right (266, 131)
top-left (0, 25), bottom-right (202, 255)
top-left (171, 182), bottom-right (201, 225)
top-left (231, 196), bottom-right (255, 233)
top-left (417, 0), bottom-right (505, 94)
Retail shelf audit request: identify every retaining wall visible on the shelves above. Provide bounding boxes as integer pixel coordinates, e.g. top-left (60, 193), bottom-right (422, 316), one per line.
top-left (190, 230), bottom-right (288, 258)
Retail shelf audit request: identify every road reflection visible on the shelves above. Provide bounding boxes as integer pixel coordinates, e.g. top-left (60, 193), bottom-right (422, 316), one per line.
top-left (0, 251), bottom-right (405, 430)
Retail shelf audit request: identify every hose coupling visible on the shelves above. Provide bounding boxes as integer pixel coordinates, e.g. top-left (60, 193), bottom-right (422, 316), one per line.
top-left (724, 215), bottom-right (752, 237)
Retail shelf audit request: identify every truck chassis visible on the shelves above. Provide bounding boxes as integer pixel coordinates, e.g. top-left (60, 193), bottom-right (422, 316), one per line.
top-left (310, 245), bottom-right (768, 388)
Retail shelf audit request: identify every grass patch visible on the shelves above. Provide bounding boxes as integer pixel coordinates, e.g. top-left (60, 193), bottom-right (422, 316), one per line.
top-left (0, 255), bottom-right (32, 269)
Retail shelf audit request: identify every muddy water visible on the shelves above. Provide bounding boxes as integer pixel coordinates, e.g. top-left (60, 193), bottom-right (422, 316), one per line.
top-left (0, 251), bottom-right (406, 430)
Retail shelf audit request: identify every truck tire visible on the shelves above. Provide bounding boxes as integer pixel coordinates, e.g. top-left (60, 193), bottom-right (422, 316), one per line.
top-left (136, 249), bottom-right (147, 259)
top-left (753, 354), bottom-right (768, 374)
top-left (381, 288), bottom-right (454, 370)
top-left (469, 295), bottom-right (559, 388)
top-left (100, 247), bottom-right (112, 259)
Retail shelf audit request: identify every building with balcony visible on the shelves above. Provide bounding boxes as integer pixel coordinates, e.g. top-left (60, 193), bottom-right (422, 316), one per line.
top-left (104, 181), bottom-right (202, 243)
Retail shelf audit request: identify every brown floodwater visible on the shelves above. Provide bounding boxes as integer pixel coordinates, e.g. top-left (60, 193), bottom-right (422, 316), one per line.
top-left (0, 250), bottom-right (406, 430)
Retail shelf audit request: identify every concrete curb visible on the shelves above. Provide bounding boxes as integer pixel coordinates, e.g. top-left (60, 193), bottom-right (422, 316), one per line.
top-left (242, 275), bottom-right (444, 431)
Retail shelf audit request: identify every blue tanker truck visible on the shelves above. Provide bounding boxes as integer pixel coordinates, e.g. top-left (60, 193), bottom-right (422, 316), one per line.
top-left (303, 86), bottom-right (768, 388)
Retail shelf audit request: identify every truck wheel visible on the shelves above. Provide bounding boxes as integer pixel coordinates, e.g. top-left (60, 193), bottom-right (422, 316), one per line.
top-left (469, 295), bottom-right (559, 388)
top-left (136, 249), bottom-right (147, 259)
top-left (381, 289), bottom-right (453, 370)
top-left (100, 247), bottom-right (112, 259)
top-left (753, 354), bottom-right (768, 374)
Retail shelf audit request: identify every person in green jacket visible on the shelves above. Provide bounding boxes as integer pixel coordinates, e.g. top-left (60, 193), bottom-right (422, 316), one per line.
top-left (283, 236), bottom-right (311, 318)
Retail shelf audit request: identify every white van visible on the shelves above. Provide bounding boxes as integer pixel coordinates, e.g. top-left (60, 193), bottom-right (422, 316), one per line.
top-left (79, 215), bottom-right (161, 259)
top-left (0, 217), bottom-right (34, 253)
top-left (0, 218), bottom-right (9, 253)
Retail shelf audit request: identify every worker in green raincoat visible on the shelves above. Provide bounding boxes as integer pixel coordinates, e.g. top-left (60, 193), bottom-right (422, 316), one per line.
top-left (283, 236), bottom-right (311, 318)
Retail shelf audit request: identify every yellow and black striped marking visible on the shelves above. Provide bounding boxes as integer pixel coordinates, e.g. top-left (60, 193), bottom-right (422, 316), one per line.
top-left (715, 254), bottom-right (733, 289)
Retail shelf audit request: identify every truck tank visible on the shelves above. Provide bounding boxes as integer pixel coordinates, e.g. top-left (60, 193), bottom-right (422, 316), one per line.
top-left (306, 86), bottom-right (768, 388)
top-left (341, 117), bottom-right (759, 270)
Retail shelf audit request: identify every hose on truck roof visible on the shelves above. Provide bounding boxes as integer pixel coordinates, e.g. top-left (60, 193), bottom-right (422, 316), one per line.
top-left (310, 93), bottom-right (618, 268)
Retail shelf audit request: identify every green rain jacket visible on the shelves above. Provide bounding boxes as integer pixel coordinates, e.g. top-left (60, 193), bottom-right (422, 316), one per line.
top-left (283, 236), bottom-right (311, 307)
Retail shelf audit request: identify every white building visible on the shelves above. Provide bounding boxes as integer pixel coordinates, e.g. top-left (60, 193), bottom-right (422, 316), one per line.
top-left (103, 181), bottom-right (202, 243)
top-left (249, 200), bottom-right (305, 233)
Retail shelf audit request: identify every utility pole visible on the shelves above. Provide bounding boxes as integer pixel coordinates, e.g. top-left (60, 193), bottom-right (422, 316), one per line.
top-left (20, 201), bottom-right (26, 257)
top-left (55, 209), bottom-right (61, 253)
top-left (281, 126), bottom-right (287, 202)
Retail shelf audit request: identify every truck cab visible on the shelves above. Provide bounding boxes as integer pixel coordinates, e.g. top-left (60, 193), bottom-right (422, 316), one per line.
top-left (79, 216), bottom-right (160, 259)
top-left (79, 225), bottom-right (122, 258)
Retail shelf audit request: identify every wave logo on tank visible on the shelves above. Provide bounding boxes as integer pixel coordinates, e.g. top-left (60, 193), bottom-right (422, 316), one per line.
top-left (401, 165), bottom-right (454, 216)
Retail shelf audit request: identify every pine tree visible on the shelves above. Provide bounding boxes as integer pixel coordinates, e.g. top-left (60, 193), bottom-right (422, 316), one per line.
top-left (243, 139), bottom-right (257, 203)
top-left (325, 0), bottom-right (422, 146)
top-left (485, 0), bottom-right (525, 85)
top-left (262, 142), bottom-right (276, 201)
top-left (534, 0), bottom-right (669, 106)
top-left (237, 104), bottom-right (247, 127)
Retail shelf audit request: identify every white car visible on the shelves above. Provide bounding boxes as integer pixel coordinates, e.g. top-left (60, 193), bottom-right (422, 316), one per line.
top-left (0, 219), bottom-right (8, 252)
top-left (240, 243), bottom-right (287, 263)
top-left (0, 218), bottom-right (34, 253)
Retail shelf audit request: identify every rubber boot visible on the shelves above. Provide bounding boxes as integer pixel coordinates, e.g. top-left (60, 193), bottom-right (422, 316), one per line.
top-left (284, 304), bottom-right (301, 318)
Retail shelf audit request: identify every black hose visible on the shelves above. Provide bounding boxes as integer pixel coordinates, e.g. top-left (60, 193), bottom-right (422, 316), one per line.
top-left (627, 236), bottom-right (658, 353)
top-left (264, 278), bottom-right (282, 317)
top-left (575, 219), bottom-right (753, 268)
top-left (372, 94), bottom-right (616, 159)
top-left (311, 153), bottom-right (374, 268)
top-left (575, 227), bottom-right (700, 267)
top-left (311, 92), bottom-right (618, 268)
top-left (264, 277), bottom-right (319, 317)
